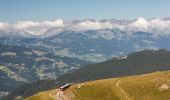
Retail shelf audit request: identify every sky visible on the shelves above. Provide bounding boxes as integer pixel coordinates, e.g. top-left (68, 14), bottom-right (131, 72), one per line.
top-left (0, 0), bottom-right (170, 22)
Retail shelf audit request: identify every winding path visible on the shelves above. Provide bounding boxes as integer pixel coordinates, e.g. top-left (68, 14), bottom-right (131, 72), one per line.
top-left (48, 89), bottom-right (73, 100)
top-left (116, 79), bottom-right (131, 100)
top-left (48, 80), bottom-right (131, 100)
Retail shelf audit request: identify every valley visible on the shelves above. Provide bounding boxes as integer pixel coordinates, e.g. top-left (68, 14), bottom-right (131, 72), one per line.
top-left (0, 45), bottom-right (89, 98)
top-left (4, 49), bottom-right (170, 100)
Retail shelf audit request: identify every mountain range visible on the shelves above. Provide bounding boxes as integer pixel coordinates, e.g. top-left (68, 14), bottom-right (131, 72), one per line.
top-left (1, 29), bottom-right (170, 63)
top-left (1, 18), bottom-right (170, 63)
top-left (4, 49), bottom-right (170, 100)
top-left (1, 18), bottom-right (170, 99)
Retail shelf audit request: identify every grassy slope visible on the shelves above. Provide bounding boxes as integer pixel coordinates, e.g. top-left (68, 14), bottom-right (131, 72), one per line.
top-left (26, 70), bottom-right (170, 100)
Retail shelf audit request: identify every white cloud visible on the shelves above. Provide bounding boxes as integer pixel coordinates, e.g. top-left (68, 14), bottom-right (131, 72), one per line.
top-left (129, 18), bottom-right (149, 30)
top-left (13, 19), bottom-right (64, 30)
top-left (79, 21), bottom-right (113, 30)
top-left (3, 19), bottom-right (65, 36)
top-left (0, 22), bottom-right (10, 30)
top-left (127, 18), bottom-right (170, 36)
top-left (1, 18), bottom-right (170, 36)
top-left (41, 19), bottom-right (65, 27)
top-left (69, 20), bottom-right (114, 31)
top-left (14, 21), bottom-right (40, 30)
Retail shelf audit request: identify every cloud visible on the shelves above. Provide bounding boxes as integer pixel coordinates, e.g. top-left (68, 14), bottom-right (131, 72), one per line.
top-left (1, 18), bottom-right (170, 36)
top-left (127, 18), bottom-right (170, 36)
top-left (41, 19), bottom-right (65, 27)
top-left (13, 19), bottom-right (64, 30)
top-left (14, 21), bottom-right (40, 30)
top-left (67, 20), bottom-right (114, 31)
top-left (129, 18), bottom-right (149, 30)
top-left (8, 19), bottom-right (65, 36)
top-left (77, 20), bottom-right (113, 30)
top-left (0, 22), bottom-right (10, 30)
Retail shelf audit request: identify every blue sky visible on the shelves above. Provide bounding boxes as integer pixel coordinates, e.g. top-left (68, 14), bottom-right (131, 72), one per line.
top-left (0, 0), bottom-right (170, 22)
